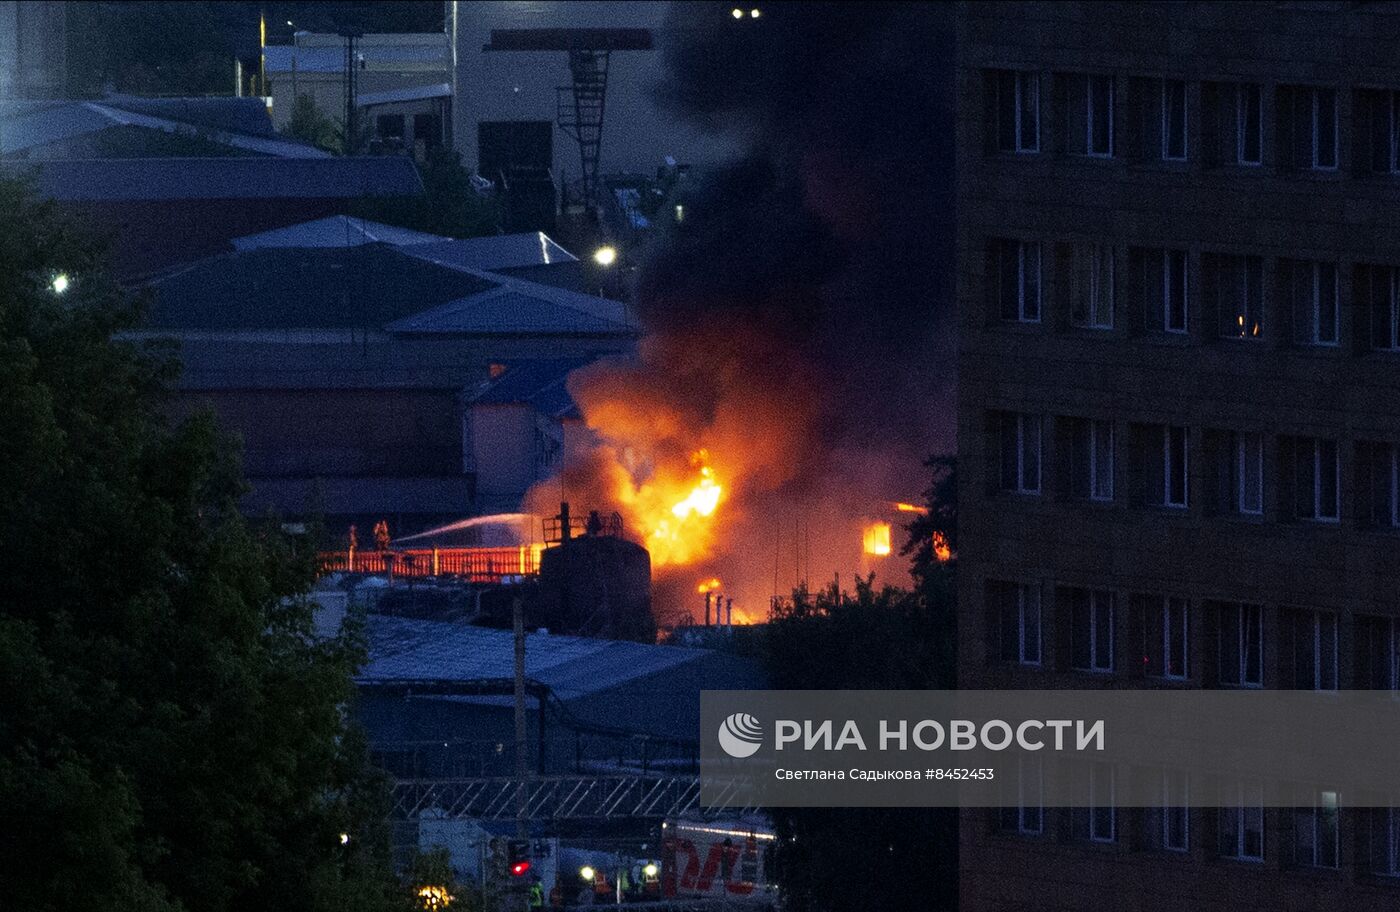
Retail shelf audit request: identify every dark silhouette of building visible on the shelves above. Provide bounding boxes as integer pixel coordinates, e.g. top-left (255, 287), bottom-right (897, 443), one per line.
top-left (957, 2), bottom-right (1400, 908)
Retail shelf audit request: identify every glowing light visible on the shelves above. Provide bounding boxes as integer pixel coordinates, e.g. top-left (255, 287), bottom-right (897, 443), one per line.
top-left (863, 522), bottom-right (892, 557)
top-left (932, 530), bottom-right (952, 562)
top-left (580, 866), bottom-right (596, 881)
top-left (592, 245), bottom-right (618, 266)
top-left (697, 577), bottom-right (721, 594)
top-left (417, 885), bottom-right (455, 909)
top-left (893, 501), bottom-right (928, 514)
top-left (51, 273), bottom-right (69, 294)
top-left (731, 8), bottom-right (744, 18)
top-left (643, 863), bottom-right (659, 878)
top-left (750, 7), bottom-right (761, 16)
top-left (510, 861), bottom-right (531, 877)
top-left (339, 832), bottom-right (350, 845)
top-left (670, 466), bottom-right (722, 519)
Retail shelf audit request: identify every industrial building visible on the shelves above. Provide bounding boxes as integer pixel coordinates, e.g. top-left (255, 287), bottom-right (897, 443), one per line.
top-left (956, 2), bottom-right (1400, 908)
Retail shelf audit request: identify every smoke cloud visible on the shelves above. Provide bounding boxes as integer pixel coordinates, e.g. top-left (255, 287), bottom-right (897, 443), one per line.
top-left (546, 2), bottom-right (956, 622)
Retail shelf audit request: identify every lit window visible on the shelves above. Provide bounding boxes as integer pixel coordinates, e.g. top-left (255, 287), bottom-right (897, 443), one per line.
top-left (1219, 255), bottom-right (1264, 339)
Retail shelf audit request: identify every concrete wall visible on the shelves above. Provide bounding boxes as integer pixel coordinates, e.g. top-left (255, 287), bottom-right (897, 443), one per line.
top-left (956, 3), bottom-right (1400, 909)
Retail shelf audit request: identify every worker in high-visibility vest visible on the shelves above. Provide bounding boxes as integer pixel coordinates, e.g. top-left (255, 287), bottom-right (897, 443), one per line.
top-left (528, 874), bottom-right (544, 908)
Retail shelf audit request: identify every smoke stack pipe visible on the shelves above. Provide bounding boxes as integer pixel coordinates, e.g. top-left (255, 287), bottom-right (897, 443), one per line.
top-left (726, 597), bottom-right (734, 630)
top-left (559, 502), bottom-right (571, 545)
top-left (704, 591), bottom-right (712, 627)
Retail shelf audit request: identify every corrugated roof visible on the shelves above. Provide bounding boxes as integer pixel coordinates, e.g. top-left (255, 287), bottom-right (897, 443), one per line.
top-left (231, 215), bottom-right (449, 250)
top-left (0, 98), bottom-right (319, 158)
top-left (146, 245), bottom-right (496, 330)
top-left (385, 288), bottom-right (633, 337)
top-left (357, 83), bottom-right (452, 107)
top-left (359, 615), bottom-right (715, 701)
top-left (0, 156), bottom-right (422, 201)
top-left (468, 358), bottom-right (593, 418)
top-left (404, 232), bottom-right (578, 271)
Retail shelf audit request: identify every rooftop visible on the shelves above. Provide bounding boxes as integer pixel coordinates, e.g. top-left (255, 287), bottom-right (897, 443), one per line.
top-left (0, 155), bottom-right (423, 201)
top-left (404, 232), bottom-right (578, 271)
top-left (468, 357), bottom-right (595, 419)
top-left (230, 215), bottom-right (449, 250)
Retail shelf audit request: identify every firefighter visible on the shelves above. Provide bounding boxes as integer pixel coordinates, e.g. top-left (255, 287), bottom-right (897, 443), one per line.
top-left (548, 879), bottom-right (564, 910)
top-left (528, 874), bottom-right (544, 909)
top-left (373, 519), bottom-right (390, 552)
top-left (592, 867), bottom-right (611, 901)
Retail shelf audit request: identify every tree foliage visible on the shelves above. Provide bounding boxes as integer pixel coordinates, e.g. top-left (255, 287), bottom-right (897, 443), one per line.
top-left (761, 454), bottom-right (959, 911)
top-left (348, 149), bottom-right (501, 240)
top-left (0, 178), bottom-right (401, 912)
top-left (285, 93), bottom-right (341, 154)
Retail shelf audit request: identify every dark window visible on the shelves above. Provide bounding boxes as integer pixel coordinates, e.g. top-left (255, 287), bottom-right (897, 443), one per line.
top-left (1162, 78), bottom-right (1187, 160)
top-left (413, 113), bottom-right (442, 149)
top-left (1065, 587), bottom-right (1115, 673)
top-left (1217, 255), bottom-right (1264, 339)
top-left (1220, 783), bottom-right (1265, 860)
top-left (995, 239), bottom-right (1041, 322)
top-left (996, 70), bottom-right (1040, 153)
top-left (1289, 260), bottom-right (1338, 346)
top-left (1164, 249), bottom-right (1189, 332)
top-left (1310, 88), bottom-right (1338, 170)
top-left (1237, 83), bottom-right (1263, 165)
top-left (1218, 601), bottom-right (1264, 687)
top-left (1293, 791), bottom-right (1340, 868)
top-left (993, 581), bottom-right (1041, 665)
top-left (1284, 436), bottom-right (1339, 522)
top-left (1087, 74), bottom-right (1115, 157)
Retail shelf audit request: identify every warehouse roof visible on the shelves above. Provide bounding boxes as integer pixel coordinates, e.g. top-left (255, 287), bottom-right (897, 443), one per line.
top-left (0, 155), bottom-right (422, 201)
top-left (404, 232), bottom-right (578, 271)
top-left (359, 614), bottom-right (724, 701)
top-left (468, 358), bottom-right (594, 419)
top-left (231, 215), bottom-right (449, 250)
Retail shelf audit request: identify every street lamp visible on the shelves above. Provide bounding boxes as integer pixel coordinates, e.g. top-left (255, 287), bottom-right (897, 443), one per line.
top-left (579, 865), bottom-right (596, 881)
top-left (51, 273), bottom-right (70, 294)
top-left (592, 245), bottom-right (618, 267)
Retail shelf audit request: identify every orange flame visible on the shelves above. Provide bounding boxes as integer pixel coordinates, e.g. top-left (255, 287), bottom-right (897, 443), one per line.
top-left (696, 577), bottom-right (722, 594)
top-left (862, 522), bottom-right (892, 557)
top-left (932, 530), bottom-right (952, 562)
top-left (612, 451), bottom-right (726, 568)
top-left (893, 501), bottom-right (928, 514)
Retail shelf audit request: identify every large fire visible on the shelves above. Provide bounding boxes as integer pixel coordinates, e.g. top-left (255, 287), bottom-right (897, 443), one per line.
top-left (611, 451), bottom-right (725, 568)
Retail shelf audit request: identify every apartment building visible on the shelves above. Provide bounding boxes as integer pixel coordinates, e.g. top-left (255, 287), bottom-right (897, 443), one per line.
top-left (956, 2), bottom-right (1400, 908)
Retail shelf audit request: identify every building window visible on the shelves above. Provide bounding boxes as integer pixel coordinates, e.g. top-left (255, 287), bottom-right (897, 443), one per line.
top-left (1218, 602), bottom-right (1264, 688)
top-left (1294, 791), bottom-right (1340, 869)
top-left (999, 412), bottom-right (1042, 494)
top-left (1164, 249), bottom-right (1189, 333)
top-left (1363, 265), bottom-right (1400, 351)
top-left (1146, 768), bottom-right (1191, 851)
top-left (1291, 260), bottom-right (1339, 346)
top-left (1219, 782), bottom-right (1266, 861)
top-left (1236, 83), bottom-right (1263, 165)
top-left (1310, 87), bottom-right (1338, 170)
top-left (996, 239), bottom-right (1041, 322)
top-left (1086, 74), bottom-right (1115, 157)
top-left (1373, 807), bottom-right (1400, 876)
top-left (1356, 616), bottom-right (1400, 690)
top-left (995, 581), bottom-right (1042, 666)
top-left (999, 758), bottom-right (1044, 835)
top-left (1163, 425), bottom-right (1188, 508)
top-left (1071, 762), bottom-right (1116, 842)
top-left (1062, 417), bottom-right (1115, 501)
top-left (1218, 255), bottom-right (1264, 339)
top-left (1287, 436), bottom-right (1340, 522)
top-left (1290, 609), bottom-right (1338, 692)
top-left (1066, 587), bottom-right (1115, 673)
top-left (996, 70), bottom-right (1040, 153)
top-left (1161, 78), bottom-right (1188, 161)
top-left (1236, 431), bottom-right (1264, 515)
top-left (1144, 595), bottom-right (1190, 680)
top-left (1070, 244), bottom-right (1114, 329)
top-left (1358, 441), bottom-right (1400, 529)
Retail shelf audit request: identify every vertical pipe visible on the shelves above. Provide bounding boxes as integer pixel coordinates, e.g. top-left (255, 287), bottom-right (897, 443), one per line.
top-left (513, 595), bottom-right (528, 840)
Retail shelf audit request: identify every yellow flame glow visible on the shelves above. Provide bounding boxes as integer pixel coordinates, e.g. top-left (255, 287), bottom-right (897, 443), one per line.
top-left (863, 522), bottom-right (892, 557)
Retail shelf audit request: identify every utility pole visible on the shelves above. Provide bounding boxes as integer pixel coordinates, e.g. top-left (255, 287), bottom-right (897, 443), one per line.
top-left (513, 593), bottom-right (528, 911)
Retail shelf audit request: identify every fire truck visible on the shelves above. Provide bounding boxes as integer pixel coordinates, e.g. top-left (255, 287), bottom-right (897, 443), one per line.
top-left (659, 817), bottom-right (775, 902)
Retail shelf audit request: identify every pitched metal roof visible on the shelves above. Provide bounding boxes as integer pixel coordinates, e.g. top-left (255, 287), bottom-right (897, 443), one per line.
top-left (359, 614), bottom-right (719, 701)
top-left (356, 83), bottom-right (453, 107)
top-left (145, 244), bottom-right (496, 330)
top-left (231, 215), bottom-right (450, 250)
top-left (384, 275), bottom-right (637, 337)
top-left (404, 232), bottom-right (578, 271)
top-left (0, 155), bottom-right (422, 201)
top-left (467, 357), bottom-right (594, 419)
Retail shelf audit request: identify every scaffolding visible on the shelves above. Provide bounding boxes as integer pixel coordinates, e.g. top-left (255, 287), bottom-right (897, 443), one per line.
top-left (391, 774), bottom-right (760, 822)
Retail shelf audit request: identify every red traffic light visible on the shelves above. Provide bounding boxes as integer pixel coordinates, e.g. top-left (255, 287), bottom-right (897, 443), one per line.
top-left (510, 861), bottom-right (531, 877)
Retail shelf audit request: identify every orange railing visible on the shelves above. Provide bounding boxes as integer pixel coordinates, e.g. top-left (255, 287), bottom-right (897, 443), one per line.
top-left (319, 546), bottom-right (543, 583)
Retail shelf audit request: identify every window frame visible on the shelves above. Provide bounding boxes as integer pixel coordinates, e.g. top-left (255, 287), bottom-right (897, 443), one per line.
top-left (1164, 249), bottom-right (1189, 333)
top-left (1089, 761), bottom-right (1116, 843)
top-left (1071, 588), bottom-right (1116, 674)
top-left (1161, 78), bottom-right (1188, 161)
top-left (1071, 244), bottom-right (1115, 330)
top-left (1001, 413), bottom-right (1042, 495)
top-left (1163, 425), bottom-right (1189, 508)
top-left (1294, 790), bottom-right (1340, 869)
top-left (1090, 418), bottom-right (1115, 502)
top-left (1236, 82), bottom-right (1263, 166)
top-left (1000, 582), bottom-right (1042, 666)
top-left (1310, 87), bottom-right (1338, 171)
top-left (1237, 431), bottom-right (1264, 515)
top-left (1297, 437), bottom-right (1340, 523)
top-left (1299, 609), bottom-right (1339, 692)
top-left (1301, 261), bottom-right (1339, 347)
top-left (997, 70), bottom-right (1041, 154)
top-left (1018, 758), bottom-right (1044, 835)
top-left (1220, 781), bottom-right (1266, 861)
top-left (1086, 73), bottom-right (1115, 158)
top-left (1162, 768), bottom-right (1190, 851)
top-left (999, 240), bottom-right (1042, 323)
top-left (1219, 602), bottom-right (1264, 688)
top-left (1160, 596), bottom-right (1190, 681)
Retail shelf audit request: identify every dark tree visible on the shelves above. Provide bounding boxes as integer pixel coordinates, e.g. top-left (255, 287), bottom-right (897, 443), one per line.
top-left (761, 455), bottom-right (959, 911)
top-left (0, 178), bottom-right (400, 912)
top-left (349, 149), bottom-right (502, 239)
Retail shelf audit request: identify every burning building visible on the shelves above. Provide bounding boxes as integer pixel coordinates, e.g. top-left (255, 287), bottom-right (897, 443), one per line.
top-left (522, 3), bottom-right (956, 624)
